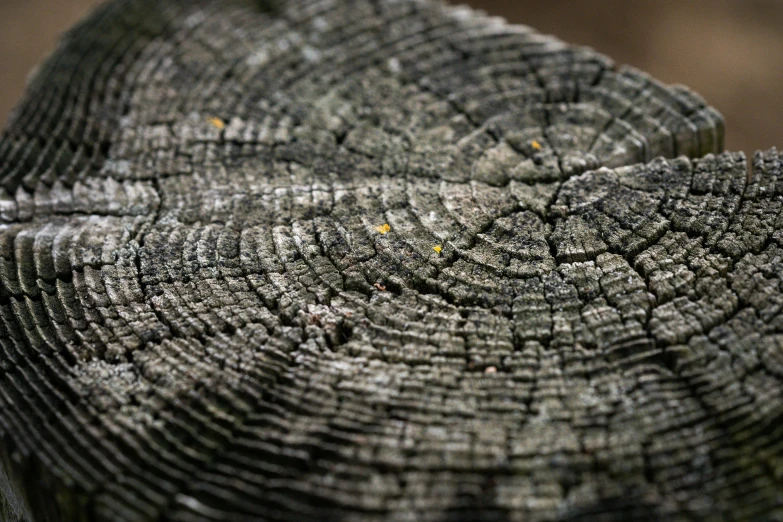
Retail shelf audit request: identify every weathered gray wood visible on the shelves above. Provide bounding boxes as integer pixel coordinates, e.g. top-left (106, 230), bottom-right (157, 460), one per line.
top-left (1, 0), bottom-right (781, 521)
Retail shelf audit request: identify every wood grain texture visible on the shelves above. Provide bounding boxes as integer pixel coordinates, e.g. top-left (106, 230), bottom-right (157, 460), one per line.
top-left (1, 0), bottom-right (781, 521)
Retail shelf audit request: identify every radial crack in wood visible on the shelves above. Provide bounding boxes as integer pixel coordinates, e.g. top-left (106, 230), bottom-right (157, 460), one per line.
top-left (1, 0), bottom-right (782, 521)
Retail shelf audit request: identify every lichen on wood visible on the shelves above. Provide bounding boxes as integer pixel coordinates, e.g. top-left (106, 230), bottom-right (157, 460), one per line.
top-left (1, 0), bottom-right (782, 521)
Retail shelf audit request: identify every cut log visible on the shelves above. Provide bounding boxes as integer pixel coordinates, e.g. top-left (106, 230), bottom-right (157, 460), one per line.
top-left (1, 0), bottom-right (781, 521)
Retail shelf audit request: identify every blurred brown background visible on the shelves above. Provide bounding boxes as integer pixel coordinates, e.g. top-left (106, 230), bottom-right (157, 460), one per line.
top-left (1, 0), bottom-right (781, 153)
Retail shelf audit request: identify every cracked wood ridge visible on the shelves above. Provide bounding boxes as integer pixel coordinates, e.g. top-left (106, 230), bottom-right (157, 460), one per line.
top-left (0, 0), bottom-right (782, 521)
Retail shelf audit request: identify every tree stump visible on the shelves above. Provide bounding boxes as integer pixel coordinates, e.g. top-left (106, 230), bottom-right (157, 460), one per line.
top-left (1, 0), bottom-right (782, 520)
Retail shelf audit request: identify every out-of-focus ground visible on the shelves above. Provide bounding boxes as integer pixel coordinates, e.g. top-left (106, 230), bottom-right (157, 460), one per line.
top-left (1, 0), bottom-right (781, 154)
top-left (0, 0), bottom-right (105, 122)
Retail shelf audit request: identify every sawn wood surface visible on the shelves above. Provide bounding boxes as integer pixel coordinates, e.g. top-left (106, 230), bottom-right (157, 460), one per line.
top-left (0, 1), bottom-right (781, 521)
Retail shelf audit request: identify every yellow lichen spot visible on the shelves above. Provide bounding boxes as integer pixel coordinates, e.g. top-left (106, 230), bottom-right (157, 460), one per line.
top-left (207, 117), bottom-right (226, 130)
top-left (433, 245), bottom-right (442, 254)
top-left (531, 140), bottom-right (542, 151)
top-left (374, 223), bottom-right (391, 234)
